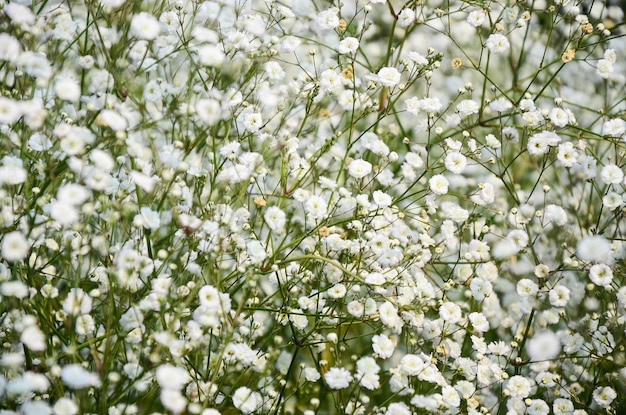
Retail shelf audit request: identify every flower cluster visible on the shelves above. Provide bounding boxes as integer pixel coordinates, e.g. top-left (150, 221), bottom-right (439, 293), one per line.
top-left (0, 0), bottom-right (625, 414)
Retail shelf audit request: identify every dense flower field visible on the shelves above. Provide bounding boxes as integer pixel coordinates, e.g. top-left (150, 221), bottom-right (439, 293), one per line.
top-left (0, 0), bottom-right (625, 414)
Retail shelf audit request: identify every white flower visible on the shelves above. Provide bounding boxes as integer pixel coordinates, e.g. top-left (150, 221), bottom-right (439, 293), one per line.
top-left (135, 207), bottom-right (160, 230)
top-left (600, 164), bottom-right (624, 184)
top-left (264, 206), bottom-right (286, 233)
top-left (544, 204), bottom-right (568, 226)
top-left (397, 8), bottom-right (415, 27)
top-left (324, 367), bottom-right (352, 389)
top-left (549, 285), bottom-right (570, 307)
top-left (589, 263), bottom-right (613, 287)
top-left (506, 375), bottom-right (532, 398)
top-left (372, 190), bottom-right (392, 208)
top-left (552, 398), bottom-right (573, 415)
top-left (379, 301), bottom-right (403, 332)
top-left (232, 387), bottom-right (262, 414)
top-left (338, 37), bottom-right (359, 54)
top-left (196, 44), bottom-right (225, 67)
top-left (60, 364), bottom-right (101, 389)
top-left (348, 159), bottom-right (372, 178)
top-left (470, 278), bottom-right (492, 301)
top-left (130, 12), bottom-right (161, 40)
top-left (429, 174), bottom-right (449, 195)
top-left (527, 131), bottom-right (561, 155)
top-left (526, 331), bottom-right (561, 362)
top-left (21, 325), bottom-right (47, 352)
top-left (247, 240), bottom-right (267, 264)
top-left (96, 109), bottom-right (128, 131)
top-left (603, 192), bottom-right (623, 210)
top-left (556, 142), bottom-right (578, 167)
top-left (439, 301), bottom-right (462, 323)
top-left (372, 333), bottom-right (395, 358)
top-left (377, 67), bottom-right (401, 87)
top-left (327, 283), bottom-right (347, 298)
top-left (485, 33), bottom-right (510, 53)
top-left (444, 152), bottom-right (467, 174)
top-left (0, 97), bottom-right (22, 124)
top-left (419, 97), bottom-right (442, 112)
top-left (0, 33), bottom-right (21, 63)
top-left (576, 235), bottom-right (612, 263)
top-left (489, 97), bottom-right (512, 112)
top-left (317, 8), bottom-right (339, 29)
top-left (20, 401), bottom-right (52, 415)
top-left (156, 364), bottom-right (190, 390)
top-left (160, 389), bottom-right (187, 414)
top-left (596, 59), bottom-right (613, 78)
top-left (264, 61), bottom-right (285, 80)
top-left (52, 398), bottom-right (78, 415)
top-left (467, 10), bottom-right (486, 27)
top-left (456, 99), bottom-right (479, 117)
top-left (549, 107), bottom-right (570, 127)
top-left (195, 99), bottom-right (222, 125)
top-left (385, 402), bottom-right (411, 415)
top-left (2, 231), bottom-right (29, 262)
top-left (303, 367), bottom-right (321, 382)
top-left (469, 312), bottom-right (489, 332)
top-left (54, 77), bottom-right (81, 102)
top-left (1, 280), bottom-right (29, 298)
top-left (62, 288), bottom-right (93, 316)
top-left (517, 279), bottom-right (538, 298)
top-left (238, 110), bottom-right (263, 134)
top-left (319, 69), bottom-right (342, 93)
top-left (604, 118), bottom-right (626, 137)
top-left (400, 354), bottom-right (425, 376)
top-left (304, 195), bottom-right (328, 220)
top-left (592, 386), bottom-right (617, 408)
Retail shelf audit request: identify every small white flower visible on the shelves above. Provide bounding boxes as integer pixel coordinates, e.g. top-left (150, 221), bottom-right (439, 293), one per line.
top-left (506, 375), bottom-right (532, 398)
top-left (264, 206), bottom-right (286, 233)
top-left (21, 325), bottom-right (47, 352)
top-left (338, 37), bottom-right (359, 54)
top-left (429, 174), bottom-right (449, 195)
top-left (399, 354), bottom-right (425, 376)
top-left (348, 159), bottom-right (372, 179)
top-left (2, 231), bottom-right (29, 262)
top-left (130, 12), bottom-right (161, 40)
top-left (52, 398), bottom-right (79, 415)
top-left (377, 67), bottom-right (401, 87)
top-left (456, 99), bottom-right (479, 117)
top-left (246, 240), bottom-right (267, 264)
top-left (317, 8), bottom-right (339, 30)
top-left (600, 164), bottom-right (624, 184)
top-left (604, 118), bottom-right (626, 137)
top-left (467, 10), bottom-right (486, 27)
top-left (549, 285), bottom-right (570, 307)
top-left (444, 152), bottom-right (467, 174)
top-left (593, 386), bottom-right (617, 408)
top-left (577, 235), bottom-right (612, 263)
top-left (156, 364), bottom-right (190, 390)
top-left (324, 367), bottom-right (352, 389)
top-left (372, 333), bottom-right (395, 358)
top-left (372, 190), bottom-right (392, 208)
top-left (264, 61), bottom-right (285, 80)
top-left (304, 195), bottom-right (328, 220)
top-left (232, 387), bottom-right (262, 414)
top-left (589, 263), bottom-right (613, 287)
top-left (526, 331), bottom-right (561, 362)
top-left (485, 33), bottom-right (510, 53)
top-left (397, 8), bottom-right (415, 27)
top-left (517, 278), bottom-right (538, 298)
top-left (60, 364), bottom-right (101, 389)
top-left (55, 77), bottom-right (81, 102)
top-left (439, 301), bottom-right (462, 323)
